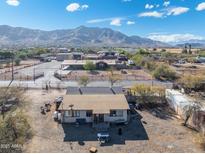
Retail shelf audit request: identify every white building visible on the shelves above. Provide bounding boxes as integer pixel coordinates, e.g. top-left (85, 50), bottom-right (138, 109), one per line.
top-left (58, 94), bottom-right (129, 124)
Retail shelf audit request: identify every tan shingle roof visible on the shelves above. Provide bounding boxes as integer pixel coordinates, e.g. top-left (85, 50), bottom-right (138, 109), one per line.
top-left (59, 95), bottom-right (129, 112)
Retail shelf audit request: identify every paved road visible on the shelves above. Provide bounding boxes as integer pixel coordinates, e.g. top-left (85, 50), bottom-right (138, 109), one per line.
top-left (0, 80), bottom-right (173, 89)
top-left (17, 61), bottom-right (62, 83)
top-left (0, 61), bottom-right (173, 89)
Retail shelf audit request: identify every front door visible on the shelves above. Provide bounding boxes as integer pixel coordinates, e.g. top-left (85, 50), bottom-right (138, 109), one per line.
top-left (94, 114), bottom-right (104, 123)
top-left (99, 114), bottom-right (104, 123)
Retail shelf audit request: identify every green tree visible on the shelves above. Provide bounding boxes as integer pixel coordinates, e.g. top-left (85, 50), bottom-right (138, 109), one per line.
top-left (132, 54), bottom-right (145, 66)
top-left (108, 70), bottom-right (122, 87)
top-left (83, 61), bottom-right (96, 71)
top-left (14, 58), bottom-right (21, 66)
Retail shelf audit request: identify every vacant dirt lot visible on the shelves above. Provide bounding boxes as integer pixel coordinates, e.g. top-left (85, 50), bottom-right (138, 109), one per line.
top-left (24, 90), bottom-right (203, 153)
top-left (65, 69), bottom-right (152, 81)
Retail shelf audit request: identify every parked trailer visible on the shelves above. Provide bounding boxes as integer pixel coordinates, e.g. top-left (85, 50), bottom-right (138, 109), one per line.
top-left (166, 89), bottom-right (205, 133)
top-left (165, 89), bottom-right (193, 117)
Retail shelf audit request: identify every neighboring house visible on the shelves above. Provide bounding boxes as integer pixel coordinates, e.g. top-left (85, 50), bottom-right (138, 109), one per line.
top-left (61, 60), bottom-right (125, 70)
top-left (98, 51), bottom-right (118, 60)
top-left (165, 89), bottom-right (205, 133)
top-left (72, 52), bottom-right (84, 60)
top-left (84, 54), bottom-right (99, 60)
top-left (57, 48), bottom-right (69, 53)
top-left (56, 53), bottom-right (72, 61)
top-left (58, 86), bottom-right (129, 124)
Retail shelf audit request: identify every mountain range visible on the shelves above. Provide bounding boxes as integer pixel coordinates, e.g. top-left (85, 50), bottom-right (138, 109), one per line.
top-left (1, 25), bottom-right (205, 48)
top-left (0, 25), bottom-right (170, 48)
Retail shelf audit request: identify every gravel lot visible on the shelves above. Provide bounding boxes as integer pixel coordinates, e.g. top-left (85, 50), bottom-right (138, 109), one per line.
top-left (23, 89), bottom-right (203, 153)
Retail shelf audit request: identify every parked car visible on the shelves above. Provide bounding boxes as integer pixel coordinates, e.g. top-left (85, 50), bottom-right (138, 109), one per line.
top-left (97, 132), bottom-right (110, 144)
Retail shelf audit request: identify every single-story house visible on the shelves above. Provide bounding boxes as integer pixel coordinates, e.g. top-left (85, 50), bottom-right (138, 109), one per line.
top-left (98, 51), bottom-right (119, 60)
top-left (72, 52), bottom-right (84, 60)
top-left (58, 94), bottom-right (129, 124)
top-left (61, 60), bottom-right (125, 70)
top-left (56, 53), bottom-right (72, 61)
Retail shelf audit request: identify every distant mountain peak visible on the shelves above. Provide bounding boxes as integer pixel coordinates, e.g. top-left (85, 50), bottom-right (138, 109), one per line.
top-left (0, 25), bottom-right (170, 48)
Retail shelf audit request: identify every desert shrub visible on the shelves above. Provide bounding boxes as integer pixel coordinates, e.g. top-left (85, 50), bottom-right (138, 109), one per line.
top-left (144, 61), bottom-right (157, 71)
top-left (138, 48), bottom-right (150, 55)
top-left (0, 63), bottom-right (4, 69)
top-left (177, 74), bottom-right (205, 93)
top-left (0, 110), bottom-right (32, 152)
top-left (78, 75), bottom-right (89, 87)
top-left (108, 71), bottom-right (122, 87)
top-left (132, 54), bottom-right (146, 66)
top-left (6, 61), bottom-right (10, 67)
top-left (153, 65), bottom-right (177, 81)
top-left (14, 58), bottom-right (21, 66)
top-left (131, 84), bottom-right (165, 104)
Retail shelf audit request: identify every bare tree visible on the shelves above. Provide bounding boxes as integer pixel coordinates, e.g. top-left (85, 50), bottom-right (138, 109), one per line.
top-left (78, 76), bottom-right (89, 87)
top-left (108, 69), bottom-right (122, 87)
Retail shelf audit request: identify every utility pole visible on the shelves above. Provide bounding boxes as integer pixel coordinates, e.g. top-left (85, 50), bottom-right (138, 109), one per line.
top-left (33, 64), bottom-right (36, 83)
top-left (11, 56), bottom-right (14, 81)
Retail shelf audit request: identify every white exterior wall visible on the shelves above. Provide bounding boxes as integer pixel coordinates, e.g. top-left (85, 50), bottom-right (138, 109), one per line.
top-left (62, 110), bottom-right (92, 123)
top-left (165, 89), bottom-right (192, 117)
top-left (61, 110), bottom-right (128, 123)
top-left (104, 110), bottom-right (127, 123)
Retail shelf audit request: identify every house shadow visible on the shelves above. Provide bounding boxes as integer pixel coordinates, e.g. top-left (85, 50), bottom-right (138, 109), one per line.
top-left (142, 103), bottom-right (175, 120)
top-left (62, 111), bottom-right (149, 146)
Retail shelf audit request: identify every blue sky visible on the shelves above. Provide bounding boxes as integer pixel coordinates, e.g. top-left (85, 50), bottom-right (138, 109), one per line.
top-left (0, 0), bottom-right (205, 43)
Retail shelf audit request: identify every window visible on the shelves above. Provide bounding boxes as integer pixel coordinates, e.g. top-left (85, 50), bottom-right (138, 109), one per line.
top-left (110, 110), bottom-right (123, 117)
top-left (64, 111), bottom-right (72, 117)
top-left (86, 110), bottom-right (93, 117)
top-left (116, 110), bottom-right (123, 117)
top-left (73, 111), bottom-right (80, 117)
top-left (110, 110), bottom-right (116, 117)
top-left (64, 110), bottom-right (80, 117)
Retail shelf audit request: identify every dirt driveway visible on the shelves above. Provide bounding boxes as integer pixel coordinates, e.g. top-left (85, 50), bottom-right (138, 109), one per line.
top-left (24, 89), bottom-right (203, 153)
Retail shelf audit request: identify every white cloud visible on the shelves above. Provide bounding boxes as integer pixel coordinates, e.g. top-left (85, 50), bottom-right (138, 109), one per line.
top-left (66, 3), bottom-right (89, 12)
top-left (163, 1), bottom-right (170, 7)
top-left (167, 7), bottom-right (189, 16)
top-left (147, 33), bottom-right (204, 43)
top-left (87, 17), bottom-right (125, 24)
top-left (138, 11), bottom-right (164, 18)
top-left (66, 3), bottom-right (80, 12)
top-left (145, 4), bottom-right (154, 9)
top-left (196, 2), bottom-right (205, 11)
top-left (122, 0), bottom-right (132, 2)
top-left (87, 18), bottom-right (112, 24)
top-left (127, 21), bottom-right (135, 25)
top-left (81, 4), bottom-right (89, 10)
top-left (110, 18), bottom-right (122, 26)
top-left (6, 0), bottom-right (20, 6)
